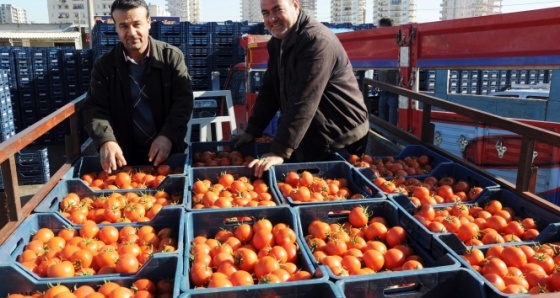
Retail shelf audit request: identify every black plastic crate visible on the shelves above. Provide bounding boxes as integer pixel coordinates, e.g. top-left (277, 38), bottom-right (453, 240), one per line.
top-left (181, 207), bottom-right (326, 293)
top-left (295, 200), bottom-right (459, 281)
top-left (35, 177), bottom-right (187, 213)
top-left (0, 255), bottom-right (183, 298)
top-left (186, 22), bottom-right (211, 36)
top-left (271, 161), bottom-right (385, 205)
top-left (336, 268), bottom-right (486, 298)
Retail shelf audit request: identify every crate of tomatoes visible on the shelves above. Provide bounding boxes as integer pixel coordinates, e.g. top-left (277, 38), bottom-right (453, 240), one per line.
top-left (186, 165), bottom-right (282, 210)
top-left (62, 153), bottom-right (187, 189)
top-left (188, 141), bottom-right (258, 167)
top-left (0, 254), bottom-right (182, 298)
top-left (34, 177), bottom-right (187, 223)
top-left (360, 162), bottom-right (500, 205)
top-left (426, 188), bottom-right (560, 256)
top-left (270, 161), bottom-right (385, 206)
top-left (437, 228), bottom-right (560, 297)
top-left (181, 206), bottom-right (327, 294)
top-left (339, 145), bottom-right (454, 177)
top-left (294, 200), bottom-right (460, 281)
top-left (0, 208), bottom-right (185, 281)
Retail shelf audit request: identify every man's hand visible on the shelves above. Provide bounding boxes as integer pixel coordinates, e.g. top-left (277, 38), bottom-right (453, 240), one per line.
top-left (248, 153), bottom-right (284, 178)
top-left (100, 141), bottom-right (127, 174)
top-left (232, 132), bottom-right (255, 148)
top-left (149, 135), bottom-right (172, 166)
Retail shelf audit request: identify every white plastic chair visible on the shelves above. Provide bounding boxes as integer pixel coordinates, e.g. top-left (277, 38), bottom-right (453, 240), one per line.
top-left (185, 90), bottom-right (238, 145)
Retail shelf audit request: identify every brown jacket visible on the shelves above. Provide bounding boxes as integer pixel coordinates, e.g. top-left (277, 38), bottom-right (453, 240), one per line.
top-left (83, 36), bottom-right (194, 164)
top-left (245, 10), bottom-right (369, 161)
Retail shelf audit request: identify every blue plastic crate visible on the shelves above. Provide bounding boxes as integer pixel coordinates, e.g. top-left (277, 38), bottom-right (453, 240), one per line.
top-left (188, 141), bottom-right (258, 167)
top-left (0, 209), bottom-right (185, 270)
top-left (0, 254), bottom-right (183, 298)
top-left (61, 153), bottom-right (187, 180)
top-left (211, 21), bottom-right (239, 36)
top-left (271, 161), bottom-right (386, 206)
top-left (185, 165), bottom-right (282, 210)
top-left (412, 188), bottom-right (560, 256)
top-left (34, 177), bottom-right (187, 214)
top-left (336, 268), bottom-right (486, 298)
top-left (181, 206), bottom-right (326, 293)
top-left (295, 200), bottom-right (459, 281)
top-left (186, 46), bottom-right (213, 58)
top-left (181, 280), bottom-right (342, 298)
top-left (263, 111), bottom-right (280, 137)
top-left (187, 23), bottom-right (212, 36)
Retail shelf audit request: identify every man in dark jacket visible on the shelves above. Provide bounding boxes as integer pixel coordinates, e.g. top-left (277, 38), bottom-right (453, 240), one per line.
top-left (83, 0), bottom-right (193, 173)
top-left (235, 0), bottom-right (369, 177)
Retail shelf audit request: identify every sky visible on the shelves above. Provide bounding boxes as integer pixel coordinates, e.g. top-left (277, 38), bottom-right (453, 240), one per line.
top-left (0, 0), bottom-right (559, 24)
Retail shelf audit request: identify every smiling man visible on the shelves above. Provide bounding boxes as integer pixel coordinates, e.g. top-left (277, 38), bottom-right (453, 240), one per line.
top-left (83, 0), bottom-right (194, 173)
top-left (235, 0), bottom-right (369, 178)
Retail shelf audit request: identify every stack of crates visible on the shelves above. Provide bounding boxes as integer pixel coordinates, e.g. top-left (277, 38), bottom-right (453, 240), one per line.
top-left (77, 49), bottom-right (93, 94)
top-left (210, 21), bottom-right (245, 88)
top-left (0, 69), bottom-right (15, 141)
top-left (47, 48), bottom-right (66, 110)
top-left (91, 21), bottom-right (120, 59)
top-left (12, 48), bottom-right (35, 131)
top-left (61, 48), bottom-right (82, 102)
top-left (0, 147), bottom-right (50, 188)
top-left (185, 22), bottom-right (213, 90)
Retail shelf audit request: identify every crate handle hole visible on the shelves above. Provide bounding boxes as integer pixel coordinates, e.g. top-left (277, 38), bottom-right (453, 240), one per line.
top-left (382, 282), bottom-right (422, 296)
top-left (223, 216), bottom-right (255, 225)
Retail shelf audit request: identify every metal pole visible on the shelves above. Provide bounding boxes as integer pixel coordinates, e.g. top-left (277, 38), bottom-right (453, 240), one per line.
top-left (87, 0), bottom-right (95, 49)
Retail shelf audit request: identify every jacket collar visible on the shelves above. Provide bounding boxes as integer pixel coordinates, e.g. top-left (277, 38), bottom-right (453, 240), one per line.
top-left (113, 36), bottom-right (165, 70)
top-left (280, 9), bottom-right (310, 52)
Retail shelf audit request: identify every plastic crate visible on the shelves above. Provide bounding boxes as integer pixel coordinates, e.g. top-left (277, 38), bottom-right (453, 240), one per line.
top-left (295, 200), bottom-right (459, 281)
top-left (188, 141), bottom-right (258, 167)
top-left (181, 206), bottom-right (326, 293)
top-left (61, 153), bottom-right (187, 180)
top-left (0, 208), bottom-right (184, 266)
top-left (0, 254), bottom-right (183, 298)
top-left (271, 161), bottom-right (386, 206)
top-left (342, 145), bottom-right (455, 177)
top-left (185, 165), bottom-right (282, 210)
top-left (336, 268), bottom-right (486, 298)
top-left (181, 280), bottom-right (342, 298)
top-left (422, 188), bottom-right (560, 256)
top-left (34, 177), bottom-right (187, 214)
top-left (187, 23), bottom-right (212, 36)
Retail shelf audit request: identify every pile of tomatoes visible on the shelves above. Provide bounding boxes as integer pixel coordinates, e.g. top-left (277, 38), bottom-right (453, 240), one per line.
top-left (303, 206), bottom-right (425, 277)
top-left (347, 153), bottom-right (434, 177)
top-left (413, 200), bottom-right (540, 246)
top-left (59, 190), bottom-right (181, 224)
top-left (191, 172), bottom-right (278, 209)
top-left (80, 164), bottom-right (181, 190)
top-left (276, 171), bottom-right (366, 203)
top-left (372, 174), bottom-right (484, 205)
top-left (192, 150), bottom-right (256, 167)
top-left (6, 278), bottom-right (175, 298)
top-left (462, 243), bottom-right (560, 294)
top-left (188, 218), bottom-right (312, 288)
top-left (17, 222), bottom-right (178, 278)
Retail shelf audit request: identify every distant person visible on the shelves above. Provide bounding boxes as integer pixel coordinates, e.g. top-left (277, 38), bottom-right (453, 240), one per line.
top-left (377, 17), bottom-right (400, 125)
top-left (234, 0), bottom-right (369, 178)
top-left (83, 0), bottom-right (194, 173)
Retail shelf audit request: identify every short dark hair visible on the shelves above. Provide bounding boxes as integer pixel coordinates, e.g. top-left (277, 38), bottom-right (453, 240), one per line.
top-left (111, 0), bottom-right (150, 19)
top-left (378, 17), bottom-right (394, 27)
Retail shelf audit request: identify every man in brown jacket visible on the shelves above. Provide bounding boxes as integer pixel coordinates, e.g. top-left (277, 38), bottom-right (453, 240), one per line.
top-left (235, 0), bottom-right (369, 177)
top-left (83, 0), bottom-right (193, 173)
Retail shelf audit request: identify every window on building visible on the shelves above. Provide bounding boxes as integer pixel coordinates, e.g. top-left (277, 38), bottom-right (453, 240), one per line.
top-left (391, 0), bottom-right (402, 4)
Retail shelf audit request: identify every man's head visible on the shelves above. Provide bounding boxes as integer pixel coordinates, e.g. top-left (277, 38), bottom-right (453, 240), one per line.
top-left (378, 17), bottom-right (394, 28)
top-left (111, 0), bottom-right (151, 59)
top-left (260, 0), bottom-right (300, 40)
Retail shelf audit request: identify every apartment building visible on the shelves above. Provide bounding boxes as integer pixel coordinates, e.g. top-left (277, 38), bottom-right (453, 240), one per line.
top-left (440, 0), bottom-right (502, 20)
top-left (242, 0), bottom-right (317, 22)
top-left (0, 4), bottom-right (27, 24)
top-left (331, 0), bottom-right (366, 24)
top-left (373, 0), bottom-right (416, 25)
top-left (48, 0), bottom-right (172, 27)
top-left (167, 0), bottom-right (200, 22)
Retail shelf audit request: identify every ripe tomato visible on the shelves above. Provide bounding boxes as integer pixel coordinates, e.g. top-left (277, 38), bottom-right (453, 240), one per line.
top-left (348, 206), bottom-right (370, 228)
top-left (361, 249), bottom-right (384, 272)
top-left (47, 260), bottom-right (75, 277)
